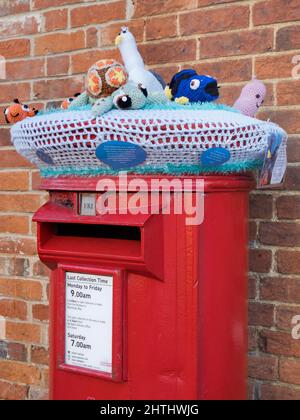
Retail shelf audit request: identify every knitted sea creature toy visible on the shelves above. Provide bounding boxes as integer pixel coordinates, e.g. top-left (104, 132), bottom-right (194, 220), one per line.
top-left (4, 99), bottom-right (38, 124)
top-left (165, 69), bottom-right (220, 105)
top-left (69, 59), bottom-right (128, 109)
top-left (61, 93), bottom-right (81, 110)
top-left (92, 82), bottom-right (168, 116)
top-left (234, 78), bottom-right (267, 118)
top-left (115, 27), bottom-right (165, 93)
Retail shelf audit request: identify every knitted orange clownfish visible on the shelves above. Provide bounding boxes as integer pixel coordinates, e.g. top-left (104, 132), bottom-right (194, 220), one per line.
top-left (4, 99), bottom-right (38, 124)
top-left (61, 93), bottom-right (81, 110)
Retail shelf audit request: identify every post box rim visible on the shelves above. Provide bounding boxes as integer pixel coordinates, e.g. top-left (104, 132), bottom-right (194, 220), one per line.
top-left (39, 174), bottom-right (255, 193)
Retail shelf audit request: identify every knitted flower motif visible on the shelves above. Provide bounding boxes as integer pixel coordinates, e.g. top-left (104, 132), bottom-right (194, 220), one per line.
top-left (106, 65), bottom-right (128, 88)
top-left (87, 69), bottom-right (102, 97)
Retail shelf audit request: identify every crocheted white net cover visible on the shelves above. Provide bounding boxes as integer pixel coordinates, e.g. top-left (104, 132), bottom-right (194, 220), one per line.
top-left (11, 108), bottom-right (287, 173)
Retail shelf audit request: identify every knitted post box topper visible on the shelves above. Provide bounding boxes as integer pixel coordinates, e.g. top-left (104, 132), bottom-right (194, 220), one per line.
top-left (69, 59), bottom-right (128, 110)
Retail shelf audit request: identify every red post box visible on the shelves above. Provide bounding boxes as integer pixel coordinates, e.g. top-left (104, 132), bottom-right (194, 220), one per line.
top-left (34, 174), bottom-right (254, 401)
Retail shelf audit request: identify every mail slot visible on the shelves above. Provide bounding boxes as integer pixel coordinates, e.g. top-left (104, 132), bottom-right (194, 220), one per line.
top-left (34, 175), bottom-right (254, 400)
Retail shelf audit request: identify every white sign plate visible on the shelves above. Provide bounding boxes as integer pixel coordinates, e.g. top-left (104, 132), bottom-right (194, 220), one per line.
top-left (65, 272), bottom-right (113, 374)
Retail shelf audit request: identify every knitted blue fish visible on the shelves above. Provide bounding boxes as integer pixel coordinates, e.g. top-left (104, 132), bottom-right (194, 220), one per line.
top-left (165, 69), bottom-right (220, 105)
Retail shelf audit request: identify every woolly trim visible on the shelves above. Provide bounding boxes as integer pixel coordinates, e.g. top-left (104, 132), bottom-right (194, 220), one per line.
top-left (40, 160), bottom-right (263, 178)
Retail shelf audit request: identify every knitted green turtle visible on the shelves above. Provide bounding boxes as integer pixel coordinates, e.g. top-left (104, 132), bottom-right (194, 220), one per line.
top-left (69, 59), bottom-right (128, 110)
top-left (92, 82), bottom-right (168, 116)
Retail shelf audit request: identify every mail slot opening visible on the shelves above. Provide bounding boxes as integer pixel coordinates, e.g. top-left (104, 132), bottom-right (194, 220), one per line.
top-left (56, 223), bottom-right (141, 241)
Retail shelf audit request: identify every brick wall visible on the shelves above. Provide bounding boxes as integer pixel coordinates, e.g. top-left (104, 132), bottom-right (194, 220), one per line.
top-left (0, 0), bottom-right (299, 400)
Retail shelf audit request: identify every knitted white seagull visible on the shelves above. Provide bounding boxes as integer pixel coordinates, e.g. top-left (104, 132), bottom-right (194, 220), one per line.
top-left (115, 27), bottom-right (164, 93)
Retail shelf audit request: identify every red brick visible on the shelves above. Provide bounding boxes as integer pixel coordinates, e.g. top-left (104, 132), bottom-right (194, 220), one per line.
top-left (31, 346), bottom-right (49, 365)
top-left (0, 0), bottom-right (30, 17)
top-left (0, 360), bottom-right (40, 385)
top-left (200, 29), bottom-right (273, 59)
top-left (280, 359), bottom-right (300, 385)
top-left (253, 0), bottom-right (300, 26)
top-left (255, 53), bottom-right (296, 80)
top-left (260, 277), bottom-right (300, 304)
top-left (6, 59), bottom-right (45, 81)
top-left (277, 25), bottom-right (300, 51)
top-left (249, 221), bottom-right (258, 242)
top-left (86, 27), bottom-right (98, 49)
top-left (0, 216), bottom-right (29, 235)
top-left (0, 278), bottom-right (43, 301)
top-left (32, 304), bottom-right (49, 322)
top-left (0, 38), bottom-right (30, 59)
top-left (180, 5), bottom-right (249, 36)
top-left (0, 83), bottom-right (31, 104)
top-left (0, 341), bottom-right (27, 362)
top-left (0, 380), bottom-right (28, 400)
top-left (44, 9), bottom-right (68, 32)
top-left (194, 58), bottom-right (252, 84)
top-left (0, 15), bottom-right (39, 38)
top-left (261, 383), bottom-right (300, 400)
top-left (71, 49), bottom-right (120, 74)
top-left (250, 249), bottom-right (272, 273)
top-left (71, 2), bottom-right (126, 28)
top-left (249, 277), bottom-right (257, 300)
top-left (140, 40), bottom-right (197, 65)
top-left (0, 194), bottom-right (41, 213)
top-left (0, 128), bottom-right (11, 147)
top-left (0, 299), bottom-right (27, 320)
top-left (249, 327), bottom-right (257, 352)
top-left (259, 222), bottom-right (300, 247)
top-left (6, 322), bottom-right (41, 344)
top-left (259, 329), bottom-right (300, 357)
top-left (277, 195), bottom-right (300, 219)
top-left (277, 250), bottom-right (300, 274)
top-left (277, 80), bottom-right (300, 106)
top-left (249, 302), bottom-right (274, 327)
top-left (146, 15), bottom-right (177, 40)
top-left (249, 355), bottom-right (278, 381)
top-left (258, 110), bottom-right (300, 135)
top-left (34, 31), bottom-right (85, 55)
top-left (250, 194), bottom-right (273, 219)
top-left (33, 77), bottom-right (84, 100)
top-left (134, 0), bottom-right (198, 17)
top-left (284, 167), bottom-right (300, 191)
top-left (0, 238), bottom-right (37, 256)
top-left (287, 138), bottom-right (300, 164)
top-left (47, 55), bottom-right (70, 77)
top-left (33, 261), bottom-right (50, 278)
top-left (0, 172), bottom-right (29, 191)
top-left (276, 305), bottom-right (300, 331)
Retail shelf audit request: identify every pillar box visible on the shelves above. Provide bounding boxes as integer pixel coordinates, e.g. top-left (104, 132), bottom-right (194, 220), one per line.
top-left (33, 174), bottom-right (254, 401)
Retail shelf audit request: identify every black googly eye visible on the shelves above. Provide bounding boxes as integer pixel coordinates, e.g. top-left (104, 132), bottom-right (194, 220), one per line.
top-left (68, 98), bottom-right (74, 103)
top-left (22, 105), bottom-right (29, 111)
top-left (116, 95), bottom-right (132, 109)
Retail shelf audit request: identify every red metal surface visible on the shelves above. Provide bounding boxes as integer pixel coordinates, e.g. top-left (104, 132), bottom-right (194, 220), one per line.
top-left (35, 175), bottom-right (254, 400)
